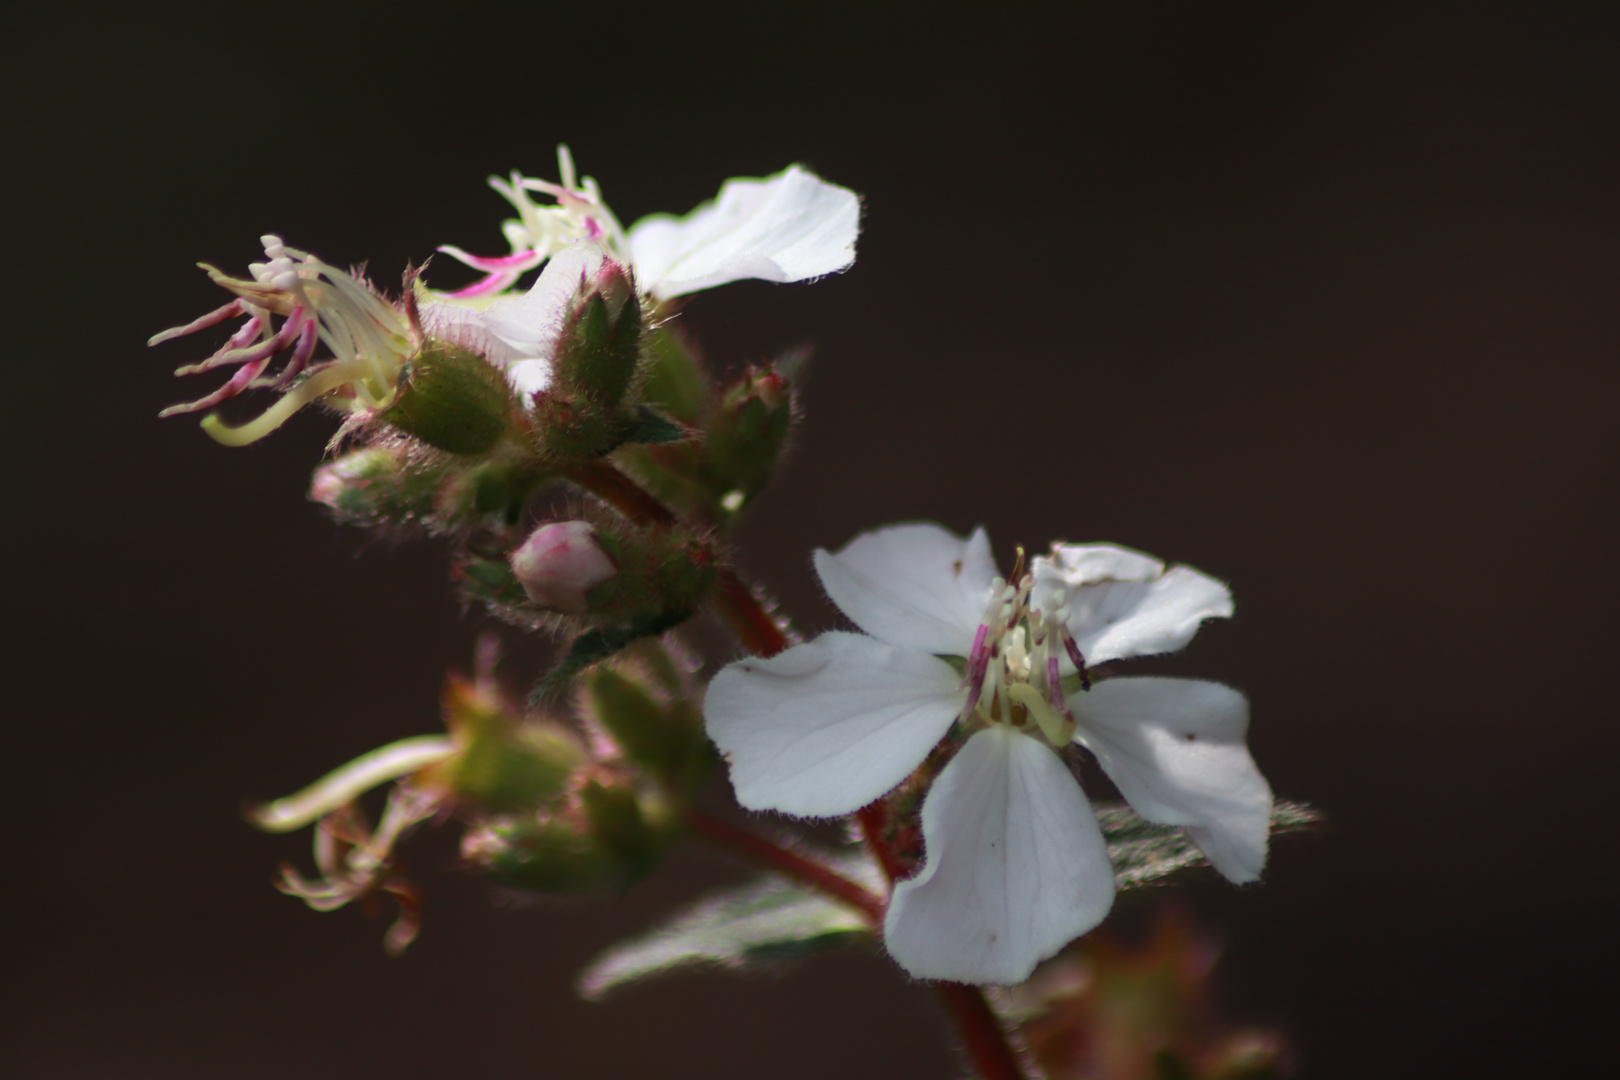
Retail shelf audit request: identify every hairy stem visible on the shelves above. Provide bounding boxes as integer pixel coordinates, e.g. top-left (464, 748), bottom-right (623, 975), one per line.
top-left (684, 810), bottom-right (884, 921)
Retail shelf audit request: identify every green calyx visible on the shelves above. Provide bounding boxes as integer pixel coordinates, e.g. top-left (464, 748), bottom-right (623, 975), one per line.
top-left (586, 668), bottom-right (713, 795)
top-left (435, 676), bottom-right (586, 811)
top-left (382, 340), bottom-right (516, 456)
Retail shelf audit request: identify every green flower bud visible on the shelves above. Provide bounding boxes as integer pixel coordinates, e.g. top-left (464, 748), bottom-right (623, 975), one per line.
top-left (427, 673), bottom-right (587, 811)
top-left (550, 262), bottom-right (641, 406)
top-left (701, 364), bottom-right (794, 513)
top-left (584, 665), bottom-right (712, 795)
top-left (382, 339), bottom-right (516, 456)
top-left (583, 518), bottom-right (717, 626)
top-left (462, 768), bottom-right (674, 893)
top-left (309, 444), bottom-right (445, 527)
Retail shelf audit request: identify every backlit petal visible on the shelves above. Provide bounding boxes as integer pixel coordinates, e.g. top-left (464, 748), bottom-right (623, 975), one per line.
top-left (704, 631), bottom-right (961, 817)
top-left (814, 524), bottom-right (997, 655)
top-left (627, 166), bottom-right (859, 300)
top-left (885, 726), bottom-right (1115, 985)
top-left (1070, 677), bottom-right (1271, 882)
top-left (1032, 543), bottom-right (1232, 663)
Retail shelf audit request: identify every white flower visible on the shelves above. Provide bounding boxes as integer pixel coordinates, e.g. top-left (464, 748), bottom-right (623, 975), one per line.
top-left (703, 524), bottom-right (1271, 985)
top-left (435, 149), bottom-right (860, 397)
top-left (438, 146), bottom-right (860, 303)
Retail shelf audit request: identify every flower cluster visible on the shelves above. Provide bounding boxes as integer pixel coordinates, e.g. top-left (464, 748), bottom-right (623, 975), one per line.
top-left (704, 524), bottom-right (1272, 984)
top-left (156, 150), bottom-right (1296, 1079)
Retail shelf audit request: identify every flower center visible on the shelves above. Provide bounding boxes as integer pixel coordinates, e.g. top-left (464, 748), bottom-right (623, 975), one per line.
top-left (961, 553), bottom-right (1091, 748)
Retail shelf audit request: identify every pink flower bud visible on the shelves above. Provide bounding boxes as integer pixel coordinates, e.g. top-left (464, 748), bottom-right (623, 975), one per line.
top-left (509, 521), bottom-right (617, 614)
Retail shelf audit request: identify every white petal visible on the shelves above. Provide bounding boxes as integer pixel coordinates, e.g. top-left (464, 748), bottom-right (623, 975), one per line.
top-left (417, 299), bottom-right (518, 366)
top-left (884, 727), bottom-right (1115, 985)
top-left (814, 524), bottom-right (997, 656)
top-left (1032, 543), bottom-right (1232, 664)
top-left (1070, 677), bottom-right (1271, 883)
top-left (703, 631), bottom-right (962, 817)
top-left (479, 245), bottom-right (605, 357)
top-left (627, 165), bottom-right (860, 300)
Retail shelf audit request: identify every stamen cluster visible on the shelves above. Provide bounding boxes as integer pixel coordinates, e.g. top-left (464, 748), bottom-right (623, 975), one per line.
top-left (962, 567), bottom-right (1091, 748)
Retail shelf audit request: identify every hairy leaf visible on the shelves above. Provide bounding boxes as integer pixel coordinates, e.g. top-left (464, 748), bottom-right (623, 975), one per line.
top-left (1098, 799), bottom-right (1322, 889)
top-left (579, 855), bottom-right (880, 999)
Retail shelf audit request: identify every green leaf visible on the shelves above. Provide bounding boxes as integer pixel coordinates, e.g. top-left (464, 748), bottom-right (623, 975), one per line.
top-left (1097, 799), bottom-right (1323, 890)
top-left (529, 608), bottom-right (693, 704)
top-left (578, 861), bottom-right (879, 1000)
top-left (622, 404), bottom-right (687, 446)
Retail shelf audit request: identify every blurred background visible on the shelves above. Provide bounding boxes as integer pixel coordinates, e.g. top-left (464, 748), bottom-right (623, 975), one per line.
top-left (6, 2), bottom-right (1616, 1076)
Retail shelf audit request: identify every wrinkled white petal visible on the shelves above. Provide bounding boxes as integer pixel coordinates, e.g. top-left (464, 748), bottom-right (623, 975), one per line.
top-left (418, 298), bottom-right (517, 367)
top-left (480, 245), bottom-right (605, 358)
top-left (885, 726), bottom-right (1114, 985)
top-left (814, 524), bottom-right (997, 656)
top-left (627, 165), bottom-right (859, 300)
top-left (1032, 543), bottom-right (1233, 664)
top-left (1070, 677), bottom-right (1271, 883)
top-left (704, 631), bottom-right (962, 817)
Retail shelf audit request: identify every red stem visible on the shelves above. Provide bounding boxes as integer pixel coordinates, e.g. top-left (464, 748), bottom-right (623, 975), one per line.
top-left (936, 983), bottom-right (1033, 1080)
top-left (684, 810), bottom-right (884, 922)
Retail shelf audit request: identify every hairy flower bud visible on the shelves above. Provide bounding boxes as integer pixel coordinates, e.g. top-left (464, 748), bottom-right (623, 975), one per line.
top-left (381, 340), bottom-right (517, 456)
top-left (309, 445), bottom-right (444, 527)
top-left (461, 768), bottom-right (674, 893)
top-left (701, 362), bottom-right (795, 513)
top-left (510, 521), bottom-right (618, 615)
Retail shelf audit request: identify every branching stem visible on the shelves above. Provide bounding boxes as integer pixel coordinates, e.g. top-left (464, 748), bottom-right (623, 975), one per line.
top-left (684, 810), bottom-right (884, 922)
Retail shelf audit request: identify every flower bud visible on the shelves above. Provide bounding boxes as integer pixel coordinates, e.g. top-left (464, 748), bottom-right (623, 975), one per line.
top-left (381, 339), bottom-right (517, 456)
top-left (309, 444), bottom-right (446, 527)
top-left (584, 665), bottom-right (712, 795)
top-left (461, 769), bottom-right (674, 893)
top-left (550, 261), bottom-right (641, 407)
top-left (510, 521), bottom-right (618, 615)
top-left (425, 673), bottom-right (587, 811)
top-left (700, 363), bottom-right (795, 512)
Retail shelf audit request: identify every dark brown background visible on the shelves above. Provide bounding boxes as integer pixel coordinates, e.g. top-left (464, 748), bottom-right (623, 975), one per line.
top-left (7, 2), bottom-right (1616, 1076)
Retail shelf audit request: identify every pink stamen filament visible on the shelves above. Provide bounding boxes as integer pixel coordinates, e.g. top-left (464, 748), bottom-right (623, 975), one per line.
top-left (147, 299), bottom-right (244, 347)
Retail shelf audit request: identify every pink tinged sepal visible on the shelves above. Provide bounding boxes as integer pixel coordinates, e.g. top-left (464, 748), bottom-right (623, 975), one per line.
top-left (1068, 677), bottom-right (1271, 883)
top-left (884, 726), bottom-right (1115, 985)
top-left (509, 521), bottom-right (618, 615)
top-left (702, 631), bottom-right (964, 818)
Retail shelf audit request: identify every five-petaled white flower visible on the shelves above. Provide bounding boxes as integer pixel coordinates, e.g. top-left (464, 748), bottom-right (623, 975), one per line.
top-left (435, 148), bottom-right (860, 398)
top-left (704, 524), bottom-right (1272, 985)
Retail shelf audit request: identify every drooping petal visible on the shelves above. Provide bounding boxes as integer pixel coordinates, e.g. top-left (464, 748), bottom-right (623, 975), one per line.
top-left (1031, 543), bottom-right (1233, 664)
top-left (479, 245), bottom-right (605, 359)
top-left (814, 524), bottom-right (997, 656)
top-left (1069, 677), bottom-right (1271, 883)
top-left (703, 631), bottom-right (962, 817)
top-left (627, 165), bottom-right (860, 300)
top-left (885, 726), bottom-right (1115, 985)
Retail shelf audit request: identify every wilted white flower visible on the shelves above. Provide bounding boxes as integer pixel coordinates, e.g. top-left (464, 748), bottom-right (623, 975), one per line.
top-left (704, 524), bottom-right (1271, 985)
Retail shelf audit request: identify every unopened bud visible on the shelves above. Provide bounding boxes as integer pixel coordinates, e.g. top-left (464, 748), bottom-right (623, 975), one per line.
top-left (549, 260), bottom-right (642, 409)
top-left (510, 521), bottom-right (618, 615)
top-left (701, 363), bottom-right (795, 509)
top-left (310, 445), bottom-right (445, 527)
top-left (382, 339), bottom-right (517, 456)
